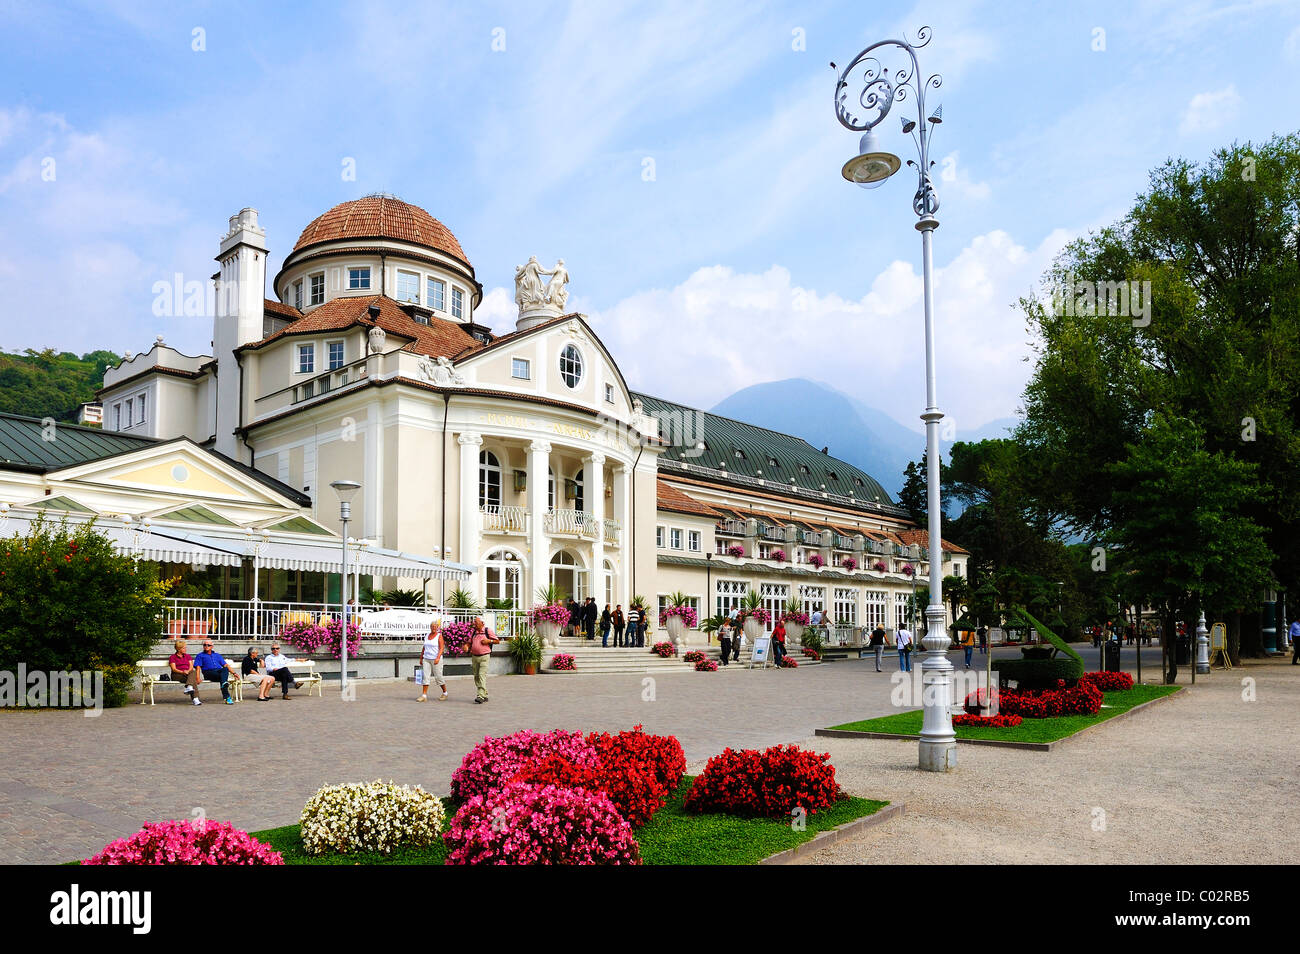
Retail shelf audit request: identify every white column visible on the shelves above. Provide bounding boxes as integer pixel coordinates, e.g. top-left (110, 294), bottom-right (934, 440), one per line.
top-left (586, 452), bottom-right (605, 607)
top-left (528, 440), bottom-right (551, 601)
top-left (613, 464), bottom-right (630, 606)
top-left (458, 432), bottom-right (483, 594)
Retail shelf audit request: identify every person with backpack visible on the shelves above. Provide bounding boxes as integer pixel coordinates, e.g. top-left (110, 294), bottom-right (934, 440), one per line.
top-left (895, 625), bottom-right (914, 673)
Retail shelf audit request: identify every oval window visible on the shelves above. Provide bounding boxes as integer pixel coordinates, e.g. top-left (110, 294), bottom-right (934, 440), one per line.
top-left (559, 344), bottom-right (583, 388)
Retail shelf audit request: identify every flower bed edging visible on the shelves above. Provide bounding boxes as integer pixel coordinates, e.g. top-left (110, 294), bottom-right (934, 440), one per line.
top-left (758, 802), bottom-right (904, 865)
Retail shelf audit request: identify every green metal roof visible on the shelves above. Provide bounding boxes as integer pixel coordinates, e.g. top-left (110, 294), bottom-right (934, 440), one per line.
top-left (633, 393), bottom-right (899, 512)
top-left (0, 413), bottom-right (156, 471)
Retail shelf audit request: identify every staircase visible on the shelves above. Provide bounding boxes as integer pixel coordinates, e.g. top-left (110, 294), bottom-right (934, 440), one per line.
top-left (541, 636), bottom-right (822, 674)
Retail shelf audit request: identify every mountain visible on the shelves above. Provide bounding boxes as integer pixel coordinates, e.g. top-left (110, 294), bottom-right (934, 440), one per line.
top-left (709, 377), bottom-right (1019, 499)
top-left (0, 349), bottom-right (120, 423)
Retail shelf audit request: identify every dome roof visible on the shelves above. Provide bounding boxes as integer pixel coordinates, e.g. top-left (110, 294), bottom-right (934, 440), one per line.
top-left (291, 194), bottom-right (470, 267)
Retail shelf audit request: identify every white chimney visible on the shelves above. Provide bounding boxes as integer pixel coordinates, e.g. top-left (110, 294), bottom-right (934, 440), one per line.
top-left (212, 208), bottom-right (268, 462)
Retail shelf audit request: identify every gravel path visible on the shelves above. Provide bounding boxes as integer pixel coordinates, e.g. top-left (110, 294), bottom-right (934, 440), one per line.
top-left (793, 659), bottom-right (1300, 864)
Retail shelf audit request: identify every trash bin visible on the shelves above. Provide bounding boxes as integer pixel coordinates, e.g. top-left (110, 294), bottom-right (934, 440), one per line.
top-left (1176, 634), bottom-right (1191, 665)
top-left (1102, 640), bottom-right (1120, 673)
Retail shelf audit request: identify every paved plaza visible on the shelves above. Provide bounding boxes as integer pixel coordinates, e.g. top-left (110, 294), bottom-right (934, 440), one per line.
top-left (0, 648), bottom-right (1294, 864)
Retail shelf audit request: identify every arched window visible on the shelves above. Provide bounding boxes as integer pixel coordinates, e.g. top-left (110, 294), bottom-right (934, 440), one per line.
top-left (484, 548), bottom-right (522, 608)
top-left (573, 468), bottom-right (585, 512)
top-left (603, 559), bottom-right (615, 607)
top-left (559, 344), bottom-right (583, 388)
top-left (479, 450), bottom-right (501, 508)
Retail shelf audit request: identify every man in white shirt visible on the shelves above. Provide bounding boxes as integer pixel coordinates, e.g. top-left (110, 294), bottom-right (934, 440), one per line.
top-left (895, 627), bottom-right (913, 673)
top-left (264, 643), bottom-right (302, 699)
top-left (810, 607), bottom-right (823, 627)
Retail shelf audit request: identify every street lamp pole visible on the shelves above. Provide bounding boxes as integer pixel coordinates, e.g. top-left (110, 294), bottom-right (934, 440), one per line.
top-left (330, 480), bottom-right (362, 691)
top-left (835, 25), bottom-right (955, 772)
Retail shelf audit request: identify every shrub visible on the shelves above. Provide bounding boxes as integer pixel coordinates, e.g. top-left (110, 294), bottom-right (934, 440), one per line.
top-left (0, 514), bottom-right (170, 708)
top-left (962, 688), bottom-right (999, 714)
top-left (510, 754), bottom-right (605, 793)
top-left (551, 653), bottom-right (576, 671)
top-left (281, 618), bottom-right (361, 660)
top-left (441, 620), bottom-right (474, 656)
top-left (444, 782), bottom-right (641, 865)
top-left (587, 724), bottom-right (686, 794)
top-left (83, 819), bottom-right (282, 865)
top-left (694, 657), bottom-right (718, 671)
top-left (991, 657), bottom-right (1083, 689)
top-left (1081, 670), bottom-right (1134, 692)
top-left (450, 729), bottom-right (601, 802)
top-left (651, 641), bottom-right (677, 658)
top-left (999, 682), bottom-right (1103, 718)
top-left (682, 650), bottom-right (706, 663)
top-left (299, 780), bottom-right (445, 855)
top-left (685, 744), bottom-right (840, 818)
top-left (952, 713), bottom-right (1022, 728)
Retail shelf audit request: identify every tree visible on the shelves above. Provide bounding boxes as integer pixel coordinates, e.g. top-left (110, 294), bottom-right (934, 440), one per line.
top-left (0, 514), bottom-right (171, 706)
top-left (1017, 133), bottom-right (1300, 653)
top-left (1105, 414), bottom-right (1272, 682)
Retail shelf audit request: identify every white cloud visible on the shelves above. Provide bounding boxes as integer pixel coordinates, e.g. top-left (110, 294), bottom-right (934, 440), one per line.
top-left (1179, 84), bottom-right (1243, 135)
top-left (585, 225), bottom-right (1074, 433)
top-left (938, 151), bottom-right (990, 201)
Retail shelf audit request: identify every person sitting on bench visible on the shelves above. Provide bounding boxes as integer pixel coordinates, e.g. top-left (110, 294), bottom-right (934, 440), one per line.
top-left (193, 641), bottom-right (239, 704)
top-left (167, 638), bottom-right (202, 705)
top-left (263, 643), bottom-right (303, 699)
top-left (241, 647), bottom-right (277, 701)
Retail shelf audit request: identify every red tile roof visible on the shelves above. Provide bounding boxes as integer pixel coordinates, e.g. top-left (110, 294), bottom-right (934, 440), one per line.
top-left (264, 298), bottom-right (302, 320)
top-left (292, 195), bottom-right (470, 266)
top-left (656, 480), bottom-right (722, 518)
top-left (240, 295), bottom-right (479, 358)
top-left (896, 529), bottom-right (970, 555)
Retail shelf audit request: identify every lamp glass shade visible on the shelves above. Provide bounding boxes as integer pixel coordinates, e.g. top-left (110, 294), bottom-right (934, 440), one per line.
top-left (330, 479), bottom-right (362, 503)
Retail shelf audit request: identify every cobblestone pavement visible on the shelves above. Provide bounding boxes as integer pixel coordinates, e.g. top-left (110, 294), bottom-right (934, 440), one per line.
top-left (0, 659), bottom-right (902, 864)
top-left (796, 658), bottom-right (1300, 865)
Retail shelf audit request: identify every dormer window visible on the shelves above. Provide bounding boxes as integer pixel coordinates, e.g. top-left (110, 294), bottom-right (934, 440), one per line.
top-left (396, 270), bottom-right (420, 303)
top-left (451, 287), bottom-right (464, 319)
top-left (297, 343), bottom-right (315, 374)
top-left (427, 277), bottom-right (445, 311)
top-left (348, 267), bottom-right (371, 290)
top-left (309, 273), bottom-right (325, 305)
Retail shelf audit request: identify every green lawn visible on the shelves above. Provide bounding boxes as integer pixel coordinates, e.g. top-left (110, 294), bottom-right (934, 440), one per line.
top-left (826, 685), bottom-right (1180, 745)
top-left (251, 777), bottom-right (888, 866)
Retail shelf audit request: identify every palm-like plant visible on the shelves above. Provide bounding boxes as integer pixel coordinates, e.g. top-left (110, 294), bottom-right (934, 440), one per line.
top-left (667, 590), bottom-right (691, 608)
top-left (535, 583), bottom-right (567, 606)
top-left (372, 588), bottom-right (425, 607)
top-left (446, 586), bottom-right (479, 610)
top-left (740, 589), bottom-right (764, 611)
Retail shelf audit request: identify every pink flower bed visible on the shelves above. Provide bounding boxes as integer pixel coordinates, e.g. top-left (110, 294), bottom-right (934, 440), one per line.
top-left (444, 782), bottom-right (641, 865)
top-left (83, 820), bottom-right (283, 865)
top-left (694, 658), bottom-right (718, 672)
top-left (281, 618), bottom-right (361, 659)
top-left (450, 729), bottom-right (601, 802)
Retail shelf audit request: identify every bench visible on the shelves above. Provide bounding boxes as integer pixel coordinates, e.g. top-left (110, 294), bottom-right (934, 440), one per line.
top-left (139, 660), bottom-right (322, 705)
top-left (231, 660), bottom-right (322, 702)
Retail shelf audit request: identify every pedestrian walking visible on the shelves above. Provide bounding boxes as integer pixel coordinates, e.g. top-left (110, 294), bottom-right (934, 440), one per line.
top-left (896, 626), bottom-right (913, 673)
top-left (959, 627), bottom-right (975, 669)
top-left (772, 620), bottom-right (787, 667)
top-left (978, 625), bottom-right (988, 654)
top-left (418, 618), bottom-right (448, 702)
top-left (718, 620), bottom-right (732, 666)
top-left (469, 616), bottom-right (501, 704)
top-left (869, 624), bottom-right (887, 672)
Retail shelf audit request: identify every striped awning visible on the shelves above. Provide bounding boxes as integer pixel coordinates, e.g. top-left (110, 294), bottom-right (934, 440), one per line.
top-left (0, 512), bottom-right (243, 567)
top-left (252, 540), bottom-right (470, 580)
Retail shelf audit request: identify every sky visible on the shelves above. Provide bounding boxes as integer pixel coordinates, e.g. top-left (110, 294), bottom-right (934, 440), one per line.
top-left (1, 0), bottom-right (1298, 435)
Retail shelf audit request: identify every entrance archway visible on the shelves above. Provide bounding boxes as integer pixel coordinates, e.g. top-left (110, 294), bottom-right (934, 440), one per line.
top-left (549, 549), bottom-right (587, 602)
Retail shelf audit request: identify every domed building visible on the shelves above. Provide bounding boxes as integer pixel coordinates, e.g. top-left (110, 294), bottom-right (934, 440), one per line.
top-left (96, 195), bottom-right (967, 654)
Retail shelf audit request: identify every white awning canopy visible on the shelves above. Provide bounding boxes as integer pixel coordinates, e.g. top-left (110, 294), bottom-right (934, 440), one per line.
top-left (0, 512), bottom-right (244, 567)
top-left (251, 539), bottom-right (470, 580)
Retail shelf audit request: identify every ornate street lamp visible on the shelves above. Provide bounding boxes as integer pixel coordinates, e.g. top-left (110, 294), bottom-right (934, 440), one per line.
top-left (834, 25), bottom-right (955, 772)
top-left (330, 480), bottom-right (361, 691)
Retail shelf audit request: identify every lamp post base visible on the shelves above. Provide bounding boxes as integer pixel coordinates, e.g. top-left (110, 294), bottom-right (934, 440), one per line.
top-left (919, 739), bottom-right (957, 772)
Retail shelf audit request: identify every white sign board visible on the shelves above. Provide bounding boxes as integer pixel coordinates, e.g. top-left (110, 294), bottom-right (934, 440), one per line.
top-left (357, 609), bottom-right (435, 638)
top-left (750, 636), bottom-right (771, 668)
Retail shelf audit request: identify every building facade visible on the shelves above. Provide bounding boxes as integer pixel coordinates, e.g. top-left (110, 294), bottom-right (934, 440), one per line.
top-left (97, 195), bottom-right (967, 636)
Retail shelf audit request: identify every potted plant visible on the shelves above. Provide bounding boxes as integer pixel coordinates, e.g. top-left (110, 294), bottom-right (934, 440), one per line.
top-left (901, 563), bottom-right (916, 577)
top-left (841, 556), bottom-right (858, 571)
top-left (808, 553), bottom-right (825, 569)
top-left (769, 548), bottom-right (786, 563)
top-left (526, 584), bottom-right (568, 648)
top-left (780, 597), bottom-right (809, 643)
top-left (736, 589), bottom-right (770, 642)
top-left (659, 591), bottom-right (698, 646)
top-left (873, 560), bottom-right (887, 573)
top-left (726, 544), bottom-right (744, 558)
top-left (510, 631), bottom-right (542, 675)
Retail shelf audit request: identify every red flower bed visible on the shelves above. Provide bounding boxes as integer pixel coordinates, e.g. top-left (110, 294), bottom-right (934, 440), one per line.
top-left (694, 658), bottom-right (718, 671)
top-left (586, 724), bottom-right (686, 794)
top-left (651, 641), bottom-right (677, 658)
top-left (684, 744), bottom-right (841, 818)
top-left (1080, 671), bottom-right (1134, 692)
top-left (952, 713), bottom-right (1023, 728)
top-left (999, 681), bottom-right (1103, 718)
top-left (779, 655), bottom-right (799, 668)
top-left (682, 650), bottom-right (706, 663)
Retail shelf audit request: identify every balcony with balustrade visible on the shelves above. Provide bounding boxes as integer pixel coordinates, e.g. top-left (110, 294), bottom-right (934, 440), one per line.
top-left (480, 504), bottom-right (528, 534)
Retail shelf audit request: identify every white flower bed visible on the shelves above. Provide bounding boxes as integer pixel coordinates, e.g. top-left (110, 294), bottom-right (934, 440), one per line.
top-left (299, 780), bottom-right (446, 855)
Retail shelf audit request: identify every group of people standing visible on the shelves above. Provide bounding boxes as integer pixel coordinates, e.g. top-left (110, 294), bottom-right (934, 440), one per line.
top-left (566, 597), bottom-right (649, 648)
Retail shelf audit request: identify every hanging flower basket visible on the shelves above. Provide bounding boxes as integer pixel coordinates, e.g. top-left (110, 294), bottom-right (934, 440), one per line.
top-left (726, 544), bottom-right (745, 558)
top-left (841, 557), bottom-right (858, 571)
top-left (808, 554), bottom-right (825, 569)
top-left (902, 564), bottom-right (916, 577)
top-left (873, 560), bottom-right (887, 573)
top-left (770, 549), bottom-right (786, 562)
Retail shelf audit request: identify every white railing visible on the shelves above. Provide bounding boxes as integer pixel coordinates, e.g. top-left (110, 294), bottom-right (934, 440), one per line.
top-left (716, 518), bottom-right (746, 536)
top-left (544, 508), bottom-right (598, 538)
top-left (603, 518), bottom-right (621, 546)
top-left (159, 598), bottom-right (527, 642)
top-left (481, 504), bottom-right (527, 533)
